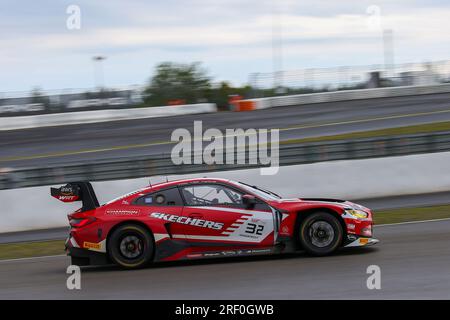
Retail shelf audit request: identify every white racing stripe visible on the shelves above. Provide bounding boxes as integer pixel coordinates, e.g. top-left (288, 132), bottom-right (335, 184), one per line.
top-left (375, 217), bottom-right (450, 227)
top-left (0, 254), bottom-right (67, 263)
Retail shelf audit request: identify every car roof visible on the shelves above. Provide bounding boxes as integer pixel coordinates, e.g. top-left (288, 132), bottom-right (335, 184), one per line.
top-left (145, 177), bottom-right (233, 191)
top-left (141, 178), bottom-right (233, 192)
top-left (103, 178), bottom-right (236, 206)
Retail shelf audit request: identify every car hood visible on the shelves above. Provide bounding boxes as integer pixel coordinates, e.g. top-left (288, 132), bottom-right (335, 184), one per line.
top-left (270, 197), bottom-right (370, 212)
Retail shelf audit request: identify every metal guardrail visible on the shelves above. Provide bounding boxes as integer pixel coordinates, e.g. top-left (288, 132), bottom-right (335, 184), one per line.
top-left (1, 131), bottom-right (450, 190)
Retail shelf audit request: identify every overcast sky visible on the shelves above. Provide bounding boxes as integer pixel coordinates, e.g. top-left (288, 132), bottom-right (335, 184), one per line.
top-left (1, 0), bottom-right (449, 92)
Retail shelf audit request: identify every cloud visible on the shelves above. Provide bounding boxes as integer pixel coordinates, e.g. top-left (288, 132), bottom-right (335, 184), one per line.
top-left (0, 1), bottom-right (449, 90)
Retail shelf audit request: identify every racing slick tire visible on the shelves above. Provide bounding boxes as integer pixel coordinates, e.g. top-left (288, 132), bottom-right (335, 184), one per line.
top-left (299, 212), bottom-right (343, 256)
top-left (107, 224), bottom-right (154, 269)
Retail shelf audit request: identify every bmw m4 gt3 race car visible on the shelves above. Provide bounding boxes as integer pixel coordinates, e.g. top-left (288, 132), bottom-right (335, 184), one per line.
top-left (51, 178), bottom-right (379, 269)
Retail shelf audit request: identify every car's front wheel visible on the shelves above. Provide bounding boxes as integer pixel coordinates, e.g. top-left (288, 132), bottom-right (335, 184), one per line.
top-left (108, 224), bottom-right (154, 269)
top-left (299, 212), bottom-right (343, 256)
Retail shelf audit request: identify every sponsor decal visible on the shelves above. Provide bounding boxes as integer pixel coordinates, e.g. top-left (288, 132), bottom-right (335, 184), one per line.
top-left (60, 186), bottom-right (76, 195)
top-left (347, 223), bottom-right (356, 230)
top-left (250, 218), bottom-right (265, 224)
top-left (83, 241), bottom-right (101, 250)
top-left (58, 195), bottom-right (79, 201)
top-left (150, 212), bottom-right (223, 230)
top-left (221, 251), bottom-right (237, 256)
top-left (239, 233), bottom-right (259, 239)
top-left (203, 252), bottom-right (221, 257)
top-left (249, 248), bottom-right (272, 254)
top-left (52, 184), bottom-right (80, 202)
top-left (197, 248), bottom-right (272, 258)
top-left (105, 209), bottom-right (140, 216)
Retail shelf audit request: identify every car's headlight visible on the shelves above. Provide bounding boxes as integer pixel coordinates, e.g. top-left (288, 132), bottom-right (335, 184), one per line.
top-left (344, 209), bottom-right (368, 219)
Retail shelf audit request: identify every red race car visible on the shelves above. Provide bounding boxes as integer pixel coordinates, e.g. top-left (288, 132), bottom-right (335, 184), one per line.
top-left (51, 178), bottom-right (379, 269)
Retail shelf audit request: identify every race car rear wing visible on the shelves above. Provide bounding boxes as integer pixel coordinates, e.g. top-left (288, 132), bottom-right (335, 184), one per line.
top-left (51, 181), bottom-right (99, 212)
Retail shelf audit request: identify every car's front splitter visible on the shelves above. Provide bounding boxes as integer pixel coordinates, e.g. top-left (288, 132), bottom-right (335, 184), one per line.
top-left (344, 237), bottom-right (379, 247)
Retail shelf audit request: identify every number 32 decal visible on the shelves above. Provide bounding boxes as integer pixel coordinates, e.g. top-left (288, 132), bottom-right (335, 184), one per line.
top-left (245, 223), bottom-right (264, 235)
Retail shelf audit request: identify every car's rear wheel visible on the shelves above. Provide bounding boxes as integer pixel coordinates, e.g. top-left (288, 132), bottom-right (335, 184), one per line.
top-left (108, 224), bottom-right (154, 269)
top-left (299, 212), bottom-right (343, 256)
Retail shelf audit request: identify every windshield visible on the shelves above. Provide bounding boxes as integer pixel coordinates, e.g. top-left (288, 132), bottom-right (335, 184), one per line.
top-left (234, 181), bottom-right (282, 201)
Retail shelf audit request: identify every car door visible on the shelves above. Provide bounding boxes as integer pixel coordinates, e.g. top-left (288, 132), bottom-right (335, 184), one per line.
top-left (179, 183), bottom-right (275, 247)
top-left (134, 187), bottom-right (186, 239)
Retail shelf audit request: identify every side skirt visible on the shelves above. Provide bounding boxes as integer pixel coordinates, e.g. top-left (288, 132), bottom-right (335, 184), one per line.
top-left (154, 238), bottom-right (296, 262)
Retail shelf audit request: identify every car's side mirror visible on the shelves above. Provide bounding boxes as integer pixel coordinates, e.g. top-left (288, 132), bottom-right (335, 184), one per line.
top-left (242, 194), bottom-right (257, 209)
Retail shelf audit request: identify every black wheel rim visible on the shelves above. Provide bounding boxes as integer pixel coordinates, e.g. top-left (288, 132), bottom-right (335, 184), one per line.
top-left (308, 221), bottom-right (335, 248)
top-left (119, 234), bottom-right (144, 259)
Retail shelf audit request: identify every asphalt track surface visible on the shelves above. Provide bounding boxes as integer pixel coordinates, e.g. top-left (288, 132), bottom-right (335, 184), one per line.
top-left (1, 219), bottom-right (450, 299)
top-left (2, 92), bottom-right (450, 168)
top-left (1, 191), bottom-right (450, 244)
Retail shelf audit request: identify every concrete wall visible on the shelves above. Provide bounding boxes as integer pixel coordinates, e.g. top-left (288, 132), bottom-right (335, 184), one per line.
top-left (0, 103), bottom-right (217, 131)
top-left (245, 83), bottom-right (450, 110)
top-left (2, 151), bottom-right (450, 232)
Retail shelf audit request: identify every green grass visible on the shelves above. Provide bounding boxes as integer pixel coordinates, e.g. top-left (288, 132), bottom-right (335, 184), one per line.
top-left (1, 204), bottom-right (450, 260)
top-left (374, 204), bottom-right (450, 225)
top-left (281, 120), bottom-right (450, 145)
top-left (0, 240), bottom-right (65, 260)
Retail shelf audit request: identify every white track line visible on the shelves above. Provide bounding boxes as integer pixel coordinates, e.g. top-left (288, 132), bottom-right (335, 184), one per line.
top-left (375, 217), bottom-right (450, 227)
top-left (0, 254), bottom-right (66, 263)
